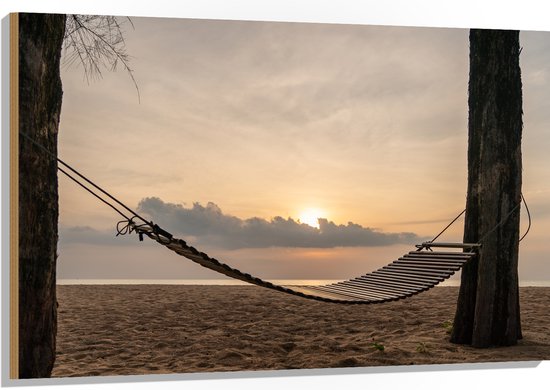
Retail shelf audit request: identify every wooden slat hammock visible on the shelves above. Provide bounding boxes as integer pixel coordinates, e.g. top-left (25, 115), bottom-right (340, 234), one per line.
top-left (22, 131), bottom-right (532, 305)
top-left (127, 221), bottom-right (479, 304)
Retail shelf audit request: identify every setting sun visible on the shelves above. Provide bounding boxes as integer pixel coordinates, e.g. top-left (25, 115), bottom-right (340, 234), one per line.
top-left (298, 208), bottom-right (325, 229)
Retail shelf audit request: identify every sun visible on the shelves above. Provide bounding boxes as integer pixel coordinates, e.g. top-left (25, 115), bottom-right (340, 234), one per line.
top-left (298, 208), bottom-right (325, 229)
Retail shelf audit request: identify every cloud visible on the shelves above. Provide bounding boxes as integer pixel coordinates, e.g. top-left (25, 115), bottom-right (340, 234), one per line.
top-left (135, 197), bottom-right (425, 249)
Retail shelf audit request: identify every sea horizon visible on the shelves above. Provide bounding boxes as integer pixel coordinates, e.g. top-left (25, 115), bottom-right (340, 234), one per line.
top-left (56, 279), bottom-right (550, 287)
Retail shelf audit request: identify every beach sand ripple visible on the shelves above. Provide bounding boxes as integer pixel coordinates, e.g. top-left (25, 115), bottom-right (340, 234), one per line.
top-left (51, 285), bottom-right (550, 377)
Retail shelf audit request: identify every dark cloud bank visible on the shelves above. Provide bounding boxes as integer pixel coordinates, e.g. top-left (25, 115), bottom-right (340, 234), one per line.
top-left (119, 197), bottom-right (424, 250)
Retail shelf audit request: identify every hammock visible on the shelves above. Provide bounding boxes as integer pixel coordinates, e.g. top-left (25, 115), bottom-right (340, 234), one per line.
top-left (128, 221), bottom-right (479, 304)
top-left (22, 131), bottom-right (531, 305)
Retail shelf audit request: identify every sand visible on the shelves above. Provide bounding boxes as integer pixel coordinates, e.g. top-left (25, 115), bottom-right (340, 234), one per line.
top-left (51, 285), bottom-right (550, 378)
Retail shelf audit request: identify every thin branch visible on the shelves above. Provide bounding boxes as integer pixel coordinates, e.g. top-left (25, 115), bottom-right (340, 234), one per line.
top-left (62, 15), bottom-right (140, 102)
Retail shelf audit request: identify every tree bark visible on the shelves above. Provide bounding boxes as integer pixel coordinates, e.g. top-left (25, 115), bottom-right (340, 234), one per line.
top-left (18, 13), bottom-right (66, 378)
top-left (451, 29), bottom-right (523, 348)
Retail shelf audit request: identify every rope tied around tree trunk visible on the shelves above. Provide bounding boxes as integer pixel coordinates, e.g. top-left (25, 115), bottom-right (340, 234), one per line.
top-left (478, 193), bottom-right (531, 244)
top-left (20, 130), bottom-right (155, 231)
top-left (420, 193), bottom-right (531, 251)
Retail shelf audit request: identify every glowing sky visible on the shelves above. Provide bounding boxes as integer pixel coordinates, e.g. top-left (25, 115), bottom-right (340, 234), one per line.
top-left (56, 16), bottom-right (550, 282)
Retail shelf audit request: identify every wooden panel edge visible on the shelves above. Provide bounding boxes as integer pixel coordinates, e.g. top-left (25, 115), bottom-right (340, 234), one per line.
top-left (9, 11), bottom-right (19, 380)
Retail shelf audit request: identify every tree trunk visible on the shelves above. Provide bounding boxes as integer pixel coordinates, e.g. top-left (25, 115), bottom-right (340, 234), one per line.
top-left (18, 13), bottom-right (66, 378)
top-left (451, 29), bottom-right (523, 348)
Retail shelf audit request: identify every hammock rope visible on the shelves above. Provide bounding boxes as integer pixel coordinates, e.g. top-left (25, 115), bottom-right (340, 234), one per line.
top-left (19, 131), bottom-right (153, 228)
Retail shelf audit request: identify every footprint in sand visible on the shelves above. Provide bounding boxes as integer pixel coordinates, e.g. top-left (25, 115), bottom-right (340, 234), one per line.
top-left (217, 350), bottom-right (246, 365)
top-left (280, 342), bottom-right (297, 352)
top-left (336, 357), bottom-right (360, 367)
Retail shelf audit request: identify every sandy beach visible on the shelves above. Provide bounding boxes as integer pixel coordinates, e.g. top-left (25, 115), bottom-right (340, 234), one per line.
top-left (51, 285), bottom-right (550, 378)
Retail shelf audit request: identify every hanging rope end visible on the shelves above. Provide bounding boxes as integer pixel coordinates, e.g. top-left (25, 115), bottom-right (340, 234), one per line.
top-left (115, 217), bottom-right (151, 242)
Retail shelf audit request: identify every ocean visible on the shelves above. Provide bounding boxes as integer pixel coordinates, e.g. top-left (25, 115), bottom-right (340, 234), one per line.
top-left (56, 279), bottom-right (550, 287)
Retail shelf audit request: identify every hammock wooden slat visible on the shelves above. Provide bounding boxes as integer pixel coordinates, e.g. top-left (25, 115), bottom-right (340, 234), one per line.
top-left (342, 279), bottom-right (417, 295)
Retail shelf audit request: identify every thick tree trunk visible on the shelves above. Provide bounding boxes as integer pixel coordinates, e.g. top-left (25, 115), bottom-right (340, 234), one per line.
top-left (451, 29), bottom-right (523, 348)
top-left (18, 13), bottom-right (66, 378)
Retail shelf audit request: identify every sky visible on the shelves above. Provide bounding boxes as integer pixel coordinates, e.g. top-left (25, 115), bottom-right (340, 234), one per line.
top-left (55, 16), bottom-right (550, 283)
